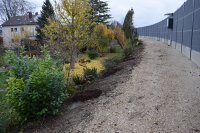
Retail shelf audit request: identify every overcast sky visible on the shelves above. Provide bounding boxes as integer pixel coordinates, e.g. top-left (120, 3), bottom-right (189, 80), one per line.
top-left (2, 0), bottom-right (186, 27)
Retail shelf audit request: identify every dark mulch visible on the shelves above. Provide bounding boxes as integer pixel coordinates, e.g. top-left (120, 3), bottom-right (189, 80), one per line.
top-left (68, 89), bottom-right (103, 102)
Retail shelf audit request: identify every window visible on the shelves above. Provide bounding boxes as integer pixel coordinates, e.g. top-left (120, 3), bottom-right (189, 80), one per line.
top-left (21, 27), bottom-right (24, 32)
top-left (14, 28), bottom-right (17, 32)
top-left (11, 28), bottom-right (13, 32)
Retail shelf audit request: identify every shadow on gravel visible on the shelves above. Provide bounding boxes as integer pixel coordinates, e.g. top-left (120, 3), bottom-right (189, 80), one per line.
top-left (23, 44), bottom-right (145, 133)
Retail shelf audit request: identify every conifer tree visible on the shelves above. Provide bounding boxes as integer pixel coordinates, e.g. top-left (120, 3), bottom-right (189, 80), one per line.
top-left (122, 8), bottom-right (134, 40)
top-left (36, 0), bottom-right (55, 44)
top-left (89, 0), bottom-right (111, 25)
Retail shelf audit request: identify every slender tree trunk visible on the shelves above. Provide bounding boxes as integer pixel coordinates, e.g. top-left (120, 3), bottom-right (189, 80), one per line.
top-left (116, 39), bottom-right (123, 49)
top-left (70, 45), bottom-right (76, 69)
top-left (131, 37), bottom-right (134, 48)
top-left (70, 12), bottom-right (76, 69)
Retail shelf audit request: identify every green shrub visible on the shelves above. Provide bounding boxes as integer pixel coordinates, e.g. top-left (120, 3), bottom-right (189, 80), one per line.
top-left (72, 68), bottom-right (98, 91)
top-left (73, 75), bottom-right (86, 86)
top-left (99, 36), bottom-right (109, 48)
top-left (4, 46), bottom-right (67, 122)
top-left (0, 71), bottom-right (9, 88)
top-left (0, 56), bottom-right (5, 67)
top-left (122, 44), bottom-right (134, 58)
top-left (84, 67), bottom-right (98, 82)
top-left (0, 91), bottom-right (10, 132)
top-left (109, 45), bottom-right (117, 53)
top-left (136, 40), bottom-right (142, 46)
top-left (0, 49), bottom-right (6, 67)
top-left (102, 56), bottom-right (121, 70)
top-left (66, 86), bottom-right (78, 95)
top-left (72, 75), bottom-right (87, 91)
top-left (87, 49), bottom-right (99, 59)
top-left (132, 35), bottom-right (142, 46)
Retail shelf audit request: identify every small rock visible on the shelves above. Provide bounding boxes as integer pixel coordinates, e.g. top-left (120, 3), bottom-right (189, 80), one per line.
top-left (154, 122), bottom-right (159, 125)
top-left (192, 128), bottom-right (200, 132)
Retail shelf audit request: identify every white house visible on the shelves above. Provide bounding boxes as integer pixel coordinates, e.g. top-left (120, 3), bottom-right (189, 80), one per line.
top-left (1, 12), bottom-right (39, 49)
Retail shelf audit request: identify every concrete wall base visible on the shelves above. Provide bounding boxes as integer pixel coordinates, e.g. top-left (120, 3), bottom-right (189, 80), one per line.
top-left (191, 50), bottom-right (200, 67)
top-left (167, 40), bottom-right (171, 46)
top-left (172, 41), bottom-right (176, 48)
top-left (176, 43), bottom-right (182, 53)
top-left (182, 45), bottom-right (191, 58)
top-left (138, 36), bottom-right (200, 67)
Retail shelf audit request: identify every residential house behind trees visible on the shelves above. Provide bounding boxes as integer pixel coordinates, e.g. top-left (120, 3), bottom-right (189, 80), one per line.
top-left (1, 12), bottom-right (39, 49)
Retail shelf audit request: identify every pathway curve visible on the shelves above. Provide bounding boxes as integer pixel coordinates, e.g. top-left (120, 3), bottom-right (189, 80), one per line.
top-left (26, 38), bottom-right (200, 133)
top-left (72, 38), bottom-right (200, 132)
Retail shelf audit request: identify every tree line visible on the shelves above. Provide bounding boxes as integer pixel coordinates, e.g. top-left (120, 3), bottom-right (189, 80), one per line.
top-left (1, 0), bottom-right (135, 69)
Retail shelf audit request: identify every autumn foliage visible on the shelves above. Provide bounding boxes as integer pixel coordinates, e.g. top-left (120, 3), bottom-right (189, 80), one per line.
top-left (114, 26), bottom-right (126, 48)
top-left (43, 0), bottom-right (95, 69)
top-left (94, 24), bottom-right (108, 37)
top-left (94, 23), bottom-right (126, 50)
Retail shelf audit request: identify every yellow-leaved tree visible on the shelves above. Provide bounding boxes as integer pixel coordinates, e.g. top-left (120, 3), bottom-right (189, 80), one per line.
top-left (94, 23), bottom-right (115, 41)
top-left (43, 0), bottom-right (95, 69)
top-left (94, 23), bottom-right (108, 37)
top-left (114, 26), bottom-right (126, 48)
top-left (107, 28), bottom-right (115, 41)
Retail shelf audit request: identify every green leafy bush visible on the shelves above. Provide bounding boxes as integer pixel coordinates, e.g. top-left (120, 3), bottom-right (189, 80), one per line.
top-left (66, 85), bottom-right (78, 95)
top-left (0, 56), bottom-right (5, 67)
top-left (132, 35), bottom-right (142, 46)
top-left (109, 45), bottom-right (117, 53)
top-left (0, 49), bottom-right (6, 67)
top-left (84, 67), bottom-right (98, 82)
top-left (122, 44), bottom-right (134, 58)
top-left (87, 49), bottom-right (99, 59)
top-left (0, 70), bottom-right (9, 88)
top-left (4, 46), bottom-right (67, 122)
top-left (72, 75), bottom-right (86, 86)
top-left (99, 36), bottom-right (109, 48)
top-left (136, 40), bottom-right (142, 46)
top-left (72, 68), bottom-right (98, 91)
top-left (102, 56), bottom-right (121, 70)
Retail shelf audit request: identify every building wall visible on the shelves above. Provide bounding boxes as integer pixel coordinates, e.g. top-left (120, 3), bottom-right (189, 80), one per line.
top-left (2, 25), bottom-right (37, 49)
top-left (137, 0), bottom-right (200, 67)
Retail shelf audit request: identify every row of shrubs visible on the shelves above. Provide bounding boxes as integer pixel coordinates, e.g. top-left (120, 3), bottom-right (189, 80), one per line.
top-left (86, 45), bottom-right (119, 59)
top-left (3, 46), bottom-right (67, 124)
top-left (1, 36), bottom-right (142, 130)
top-left (87, 35), bottom-right (142, 60)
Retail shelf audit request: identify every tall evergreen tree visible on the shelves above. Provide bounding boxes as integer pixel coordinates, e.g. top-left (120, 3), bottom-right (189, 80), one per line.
top-left (36, 0), bottom-right (54, 44)
top-left (122, 8), bottom-right (134, 40)
top-left (89, 0), bottom-right (111, 25)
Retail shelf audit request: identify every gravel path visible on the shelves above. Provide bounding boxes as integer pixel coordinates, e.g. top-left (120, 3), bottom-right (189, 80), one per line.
top-left (25, 38), bottom-right (200, 133)
top-left (72, 38), bottom-right (200, 132)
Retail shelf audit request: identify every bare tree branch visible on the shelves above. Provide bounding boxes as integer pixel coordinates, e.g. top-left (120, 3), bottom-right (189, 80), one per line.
top-left (0, 0), bottom-right (36, 22)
